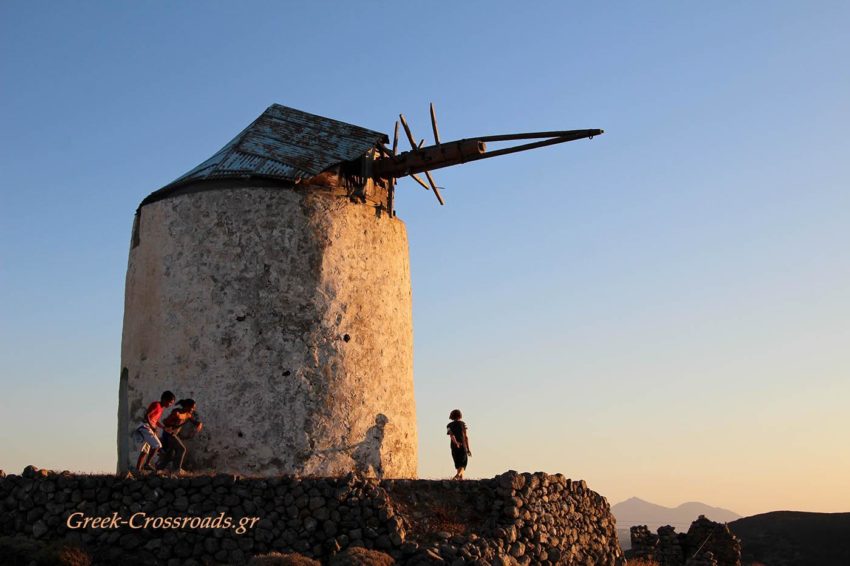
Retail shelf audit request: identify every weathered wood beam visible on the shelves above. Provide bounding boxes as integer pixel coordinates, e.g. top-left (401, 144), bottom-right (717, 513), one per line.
top-left (372, 129), bottom-right (602, 179)
top-left (430, 102), bottom-right (441, 145)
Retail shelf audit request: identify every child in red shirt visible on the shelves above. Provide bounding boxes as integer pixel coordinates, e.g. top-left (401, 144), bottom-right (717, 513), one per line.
top-left (135, 391), bottom-right (176, 472)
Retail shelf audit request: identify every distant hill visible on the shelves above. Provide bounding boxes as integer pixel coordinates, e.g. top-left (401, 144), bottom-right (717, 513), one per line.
top-left (729, 511), bottom-right (850, 566)
top-left (612, 496), bottom-right (741, 531)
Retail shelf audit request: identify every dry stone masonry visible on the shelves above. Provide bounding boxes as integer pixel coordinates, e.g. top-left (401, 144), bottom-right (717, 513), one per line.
top-left (0, 468), bottom-right (623, 565)
top-left (629, 515), bottom-right (741, 566)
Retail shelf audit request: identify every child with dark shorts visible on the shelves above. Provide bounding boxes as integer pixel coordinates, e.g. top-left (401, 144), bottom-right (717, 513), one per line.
top-left (447, 409), bottom-right (472, 480)
top-left (157, 398), bottom-right (203, 475)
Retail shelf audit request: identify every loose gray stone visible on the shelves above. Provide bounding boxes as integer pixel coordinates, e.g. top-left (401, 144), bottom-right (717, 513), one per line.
top-left (31, 520), bottom-right (48, 538)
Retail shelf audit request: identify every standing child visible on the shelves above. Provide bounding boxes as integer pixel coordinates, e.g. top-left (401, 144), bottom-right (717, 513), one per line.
top-left (135, 391), bottom-right (176, 472)
top-left (157, 398), bottom-right (203, 475)
top-left (447, 409), bottom-right (472, 480)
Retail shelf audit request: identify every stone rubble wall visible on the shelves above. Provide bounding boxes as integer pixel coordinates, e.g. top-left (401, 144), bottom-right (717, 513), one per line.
top-left (629, 515), bottom-right (741, 566)
top-left (0, 468), bottom-right (623, 565)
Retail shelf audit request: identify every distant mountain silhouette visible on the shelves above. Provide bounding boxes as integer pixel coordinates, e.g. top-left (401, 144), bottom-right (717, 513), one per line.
top-left (729, 511), bottom-right (850, 566)
top-left (612, 496), bottom-right (741, 530)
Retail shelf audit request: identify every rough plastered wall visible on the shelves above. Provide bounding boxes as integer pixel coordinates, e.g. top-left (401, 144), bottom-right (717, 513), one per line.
top-left (118, 185), bottom-right (416, 477)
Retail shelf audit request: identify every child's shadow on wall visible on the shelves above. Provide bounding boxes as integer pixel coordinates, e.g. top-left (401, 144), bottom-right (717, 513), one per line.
top-left (352, 413), bottom-right (388, 478)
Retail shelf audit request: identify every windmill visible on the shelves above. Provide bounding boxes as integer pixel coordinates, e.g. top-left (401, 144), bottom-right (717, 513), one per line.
top-left (374, 103), bottom-right (603, 215)
top-left (119, 102), bottom-right (603, 477)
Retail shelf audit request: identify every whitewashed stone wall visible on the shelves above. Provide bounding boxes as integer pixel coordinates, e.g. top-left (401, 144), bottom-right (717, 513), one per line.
top-left (118, 185), bottom-right (416, 477)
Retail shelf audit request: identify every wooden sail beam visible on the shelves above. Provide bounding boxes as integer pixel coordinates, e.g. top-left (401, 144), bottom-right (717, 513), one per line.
top-left (372, 129), bottom-right (603, 179)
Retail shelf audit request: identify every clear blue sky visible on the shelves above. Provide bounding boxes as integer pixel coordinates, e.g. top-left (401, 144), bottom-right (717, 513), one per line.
top-left (1, 2), bottom-right (848, 516)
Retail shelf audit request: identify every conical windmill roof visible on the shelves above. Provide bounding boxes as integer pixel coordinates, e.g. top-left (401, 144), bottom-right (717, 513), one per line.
top-left (141, 104), bottom-right (388, 206)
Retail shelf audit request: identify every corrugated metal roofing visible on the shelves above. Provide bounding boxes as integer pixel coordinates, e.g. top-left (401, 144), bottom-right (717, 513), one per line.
top-left (142, 104), bottom-right (388, 205)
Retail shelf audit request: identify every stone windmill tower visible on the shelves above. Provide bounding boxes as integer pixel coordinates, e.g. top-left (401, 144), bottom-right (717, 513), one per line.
top-left (118, 104), bottom-right (601, 476)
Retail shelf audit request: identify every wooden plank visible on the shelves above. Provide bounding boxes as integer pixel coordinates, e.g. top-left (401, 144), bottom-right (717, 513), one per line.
top-left (424, 171), bottom-right (445, 206)
top-left (430, 102), bottom-right (441, 145)
top-left (399, 114), bottom-right (418, 151)
top-left (410, 173), bottom-right (431, 191)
